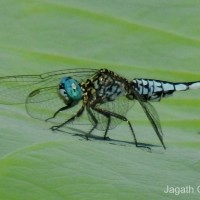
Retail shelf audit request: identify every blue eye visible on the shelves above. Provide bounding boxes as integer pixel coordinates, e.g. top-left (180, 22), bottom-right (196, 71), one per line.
top-left (60, 77), bottom-right (82, 101)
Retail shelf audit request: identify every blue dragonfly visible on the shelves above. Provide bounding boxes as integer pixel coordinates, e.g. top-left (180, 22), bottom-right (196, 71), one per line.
top-left (0, 68), bottom-right (200, 149)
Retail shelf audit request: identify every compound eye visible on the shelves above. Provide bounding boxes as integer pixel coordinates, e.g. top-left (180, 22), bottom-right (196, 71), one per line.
top-left (59, 77), bottom-right (82, 101)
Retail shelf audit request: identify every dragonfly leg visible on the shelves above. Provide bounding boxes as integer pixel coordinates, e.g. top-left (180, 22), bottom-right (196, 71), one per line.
top-left (45, 106), bottom-right (69, 122)
top-left (51, 105), bottom-right (85, 131)
top-left (92, 107), bottom-right (151, 150)
top-left (103, 116), bottom-right (111, 139)
top-left (87, 105), bottom-right (111, 140)
top-left (85, 107), bottom-right (98, 139)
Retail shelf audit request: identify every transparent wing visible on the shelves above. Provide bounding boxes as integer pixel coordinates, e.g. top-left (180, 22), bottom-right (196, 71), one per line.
top-left (0, 75), bottom-right (43, 104)
top-left (0, 68), bottom-right (97, 104)
top-left (143, 101), bottom-right (163, 135)
top-left (88, 96), bottom-right (135, 131)
top-left (132, 89), bottom-right (166, 149)
top-left (25, 86), bottom-right (83, 124)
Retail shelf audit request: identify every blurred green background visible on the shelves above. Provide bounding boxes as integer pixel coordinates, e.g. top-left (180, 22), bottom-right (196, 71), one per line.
top-left (0, 0), bottom-right (200, 199)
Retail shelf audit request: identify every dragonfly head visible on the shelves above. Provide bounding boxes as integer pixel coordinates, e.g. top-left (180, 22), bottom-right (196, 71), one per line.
top-left (59, 77), bottom-right (83, 101)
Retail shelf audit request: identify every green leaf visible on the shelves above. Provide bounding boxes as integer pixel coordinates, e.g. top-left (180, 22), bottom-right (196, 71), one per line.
top-left (0, 0), bottom-right (200, 200)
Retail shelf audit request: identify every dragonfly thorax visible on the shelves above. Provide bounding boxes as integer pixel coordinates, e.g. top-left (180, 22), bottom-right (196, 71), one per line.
top-left (59, 77), bottom-right (83, 101)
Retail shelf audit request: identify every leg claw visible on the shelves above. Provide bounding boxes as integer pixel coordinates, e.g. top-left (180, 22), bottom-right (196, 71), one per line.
top-left (137, 145), bottom-right (152, 152)
top-left (103, 136), bottom-right (111, 140)
top-left (51, 126), bottom-right (59, 131)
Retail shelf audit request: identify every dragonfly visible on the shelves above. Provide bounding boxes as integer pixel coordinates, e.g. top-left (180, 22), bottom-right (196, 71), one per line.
top-left (0, 68), bottom-right (200, 150)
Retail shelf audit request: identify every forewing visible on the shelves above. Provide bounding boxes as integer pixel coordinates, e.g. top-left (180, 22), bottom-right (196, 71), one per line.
top-left (0, 75), bottom-right (43, 104)
top-left (0, 68), bottom-right (97, 104)
top-left (39, 68), bottom-right (97, 88)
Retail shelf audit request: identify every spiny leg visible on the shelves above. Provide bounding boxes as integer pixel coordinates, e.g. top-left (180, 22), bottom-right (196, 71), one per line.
top-left (92, 107), bottom-right (151, 150)
top-left (103, 116), bottom-right (111, 139)
top-left (93, 107), bottom-right (140, 147)
top-left (87, 106), bottom-right (111, 140)
top-left (45, 105), bottom-right (70, 122)
top-left (85, 106), bottom-right (98, 139)
top-left (51, 105), bottom-right (85, 131)
top-left (45, 101), bottom-right (74, 122)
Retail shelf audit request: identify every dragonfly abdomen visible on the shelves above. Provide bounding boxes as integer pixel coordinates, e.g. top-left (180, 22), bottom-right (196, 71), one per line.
top-left (132, 79), bottom-right (200, 101)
